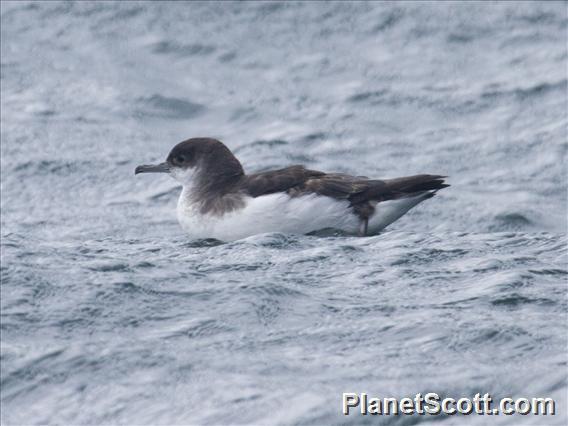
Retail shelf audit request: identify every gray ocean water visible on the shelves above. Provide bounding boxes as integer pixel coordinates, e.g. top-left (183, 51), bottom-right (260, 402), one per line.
top-left (1, 1), bottom-right (567, 425)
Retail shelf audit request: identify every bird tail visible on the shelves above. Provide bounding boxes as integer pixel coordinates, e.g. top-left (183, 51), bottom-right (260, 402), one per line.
top-left (384, 174), bottom-right (449, 195)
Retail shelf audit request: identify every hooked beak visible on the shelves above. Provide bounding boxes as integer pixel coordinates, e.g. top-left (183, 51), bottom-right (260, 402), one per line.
top-left (134, 162), bottom-right (170, 175)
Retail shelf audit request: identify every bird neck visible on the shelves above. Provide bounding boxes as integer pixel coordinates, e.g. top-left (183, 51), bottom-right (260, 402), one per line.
top-left (180, 165), bottom-right (246, 215)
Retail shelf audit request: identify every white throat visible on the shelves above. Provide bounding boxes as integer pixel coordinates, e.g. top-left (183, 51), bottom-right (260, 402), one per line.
top-left (170, 166), bottom-right (199, 189)
top-left (170, 167), bottom-right (202, 221)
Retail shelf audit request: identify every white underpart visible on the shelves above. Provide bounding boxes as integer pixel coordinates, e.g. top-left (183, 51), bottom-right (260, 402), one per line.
top-left (367, 193), bottom-right (432, 232)
top-left (170, 165), bottom-right (431, 240)
top-left (177, 191), bottom-right (360, 240)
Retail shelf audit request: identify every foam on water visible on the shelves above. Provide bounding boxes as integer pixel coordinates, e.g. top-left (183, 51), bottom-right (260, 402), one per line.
top-left (1, 1), bottom-right (567, 424)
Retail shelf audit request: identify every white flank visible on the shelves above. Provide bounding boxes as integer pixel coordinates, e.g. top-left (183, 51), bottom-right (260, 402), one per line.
top-left (367, 193), bottom-right (432, 233)
top-left (176, 189), bottom-right (433, 241)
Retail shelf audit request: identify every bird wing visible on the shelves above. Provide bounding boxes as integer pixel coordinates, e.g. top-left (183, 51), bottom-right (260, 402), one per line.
top-left (244, 166), bottom-right (447, 199)
top-left (242, 166), bottom-right (448, 219)
top-left (242, 166), bottom-right (325, 197)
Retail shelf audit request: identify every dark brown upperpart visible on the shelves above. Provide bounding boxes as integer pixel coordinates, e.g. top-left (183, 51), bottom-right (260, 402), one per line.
top-left (240, 166), bottom-right (449, 220)
top-left (167, 138), bottom-right (449, 219)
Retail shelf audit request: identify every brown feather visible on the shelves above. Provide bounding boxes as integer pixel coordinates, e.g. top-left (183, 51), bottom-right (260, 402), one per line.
top-left (241, 167), bottom-right (449, 221)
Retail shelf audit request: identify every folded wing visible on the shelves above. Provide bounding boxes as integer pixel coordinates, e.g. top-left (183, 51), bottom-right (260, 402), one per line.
top-left (242, 166), bottom-right (449, 221)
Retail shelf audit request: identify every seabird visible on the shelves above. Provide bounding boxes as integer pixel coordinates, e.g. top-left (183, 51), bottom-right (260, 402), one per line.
top-left (135, 138), bottom-right (449, 241)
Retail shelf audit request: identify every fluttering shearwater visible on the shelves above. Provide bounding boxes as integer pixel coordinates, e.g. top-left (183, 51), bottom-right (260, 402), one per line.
top-left (135, 138), bottom-right (449, 240)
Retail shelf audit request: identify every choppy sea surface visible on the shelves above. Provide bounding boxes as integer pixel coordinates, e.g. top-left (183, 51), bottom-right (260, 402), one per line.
top-left (1, 1), bottom-right (567, 425)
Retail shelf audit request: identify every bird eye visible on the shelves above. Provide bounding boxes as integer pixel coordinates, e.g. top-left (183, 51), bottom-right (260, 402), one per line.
top-left (175, 155), bottom-right (185, 164)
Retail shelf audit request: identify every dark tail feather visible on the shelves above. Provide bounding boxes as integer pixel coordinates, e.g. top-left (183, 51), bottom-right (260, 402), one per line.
top-left (385, 174), bottom-right (450, 194)
top-left (348, 174), bottom-right (449, 204)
